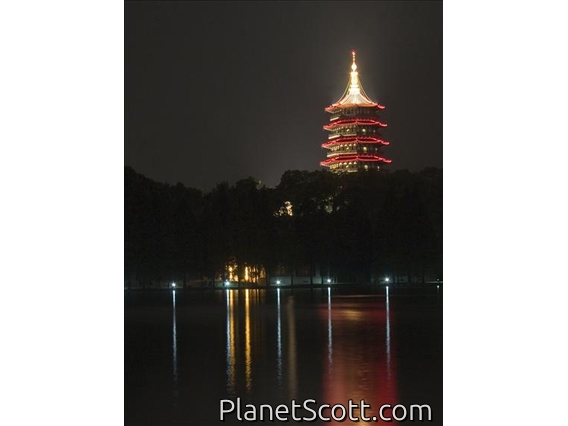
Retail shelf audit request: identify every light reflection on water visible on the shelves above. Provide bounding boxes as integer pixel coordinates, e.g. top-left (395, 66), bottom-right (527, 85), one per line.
top-left (130, 287), bottom-right (441, 425)
top-left (172, 289), bottom-right (178, 405)
top-left (286, 294), bottom-right (298, 399)
top-left (220, 288), bottom-right (397, 423)
top-left (276, 288), bottom-right (282, 387)
top-left (386, 285), bottom-right (391, 373)
top-left (321, 293), bottom-right (397, 424)
top-left (327, 287), bottom-right (333, 375)
top-left (244, 289), bottom-right (251, 393)
top-left (225, 289), bottom-right (236, 395)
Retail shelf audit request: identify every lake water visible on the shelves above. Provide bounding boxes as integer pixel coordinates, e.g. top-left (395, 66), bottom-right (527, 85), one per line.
top-left (125, 286), bottom-right (442, 425)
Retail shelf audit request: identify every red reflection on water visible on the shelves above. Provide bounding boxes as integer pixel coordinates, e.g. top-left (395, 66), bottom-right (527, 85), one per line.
top-left (320, 296), bottom-right (396, 424)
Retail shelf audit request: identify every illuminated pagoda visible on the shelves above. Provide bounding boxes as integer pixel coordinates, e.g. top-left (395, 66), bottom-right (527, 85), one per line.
top-left (321, 51), bottom-right (391, 173)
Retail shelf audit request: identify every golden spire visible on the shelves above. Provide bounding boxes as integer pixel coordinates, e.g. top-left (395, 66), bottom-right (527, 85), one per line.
top-left (349, 50), bottom-right (361, 96)
top-left (351, 50), bottom-right (357, 71)
top-left (330, 51), bottom-right (376, 107)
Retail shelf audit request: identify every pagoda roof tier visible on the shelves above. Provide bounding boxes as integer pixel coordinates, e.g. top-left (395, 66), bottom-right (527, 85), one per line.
top-left (326, 51), bottom-right (385, 110)
top-left (325, 103), bottom-right (385, 113)
top-left (320, 154), bottom-right (392, 166)
top-left (322, 136), bottom-right (390, 148)
top-left (323, 118), bottom-right (387, 131)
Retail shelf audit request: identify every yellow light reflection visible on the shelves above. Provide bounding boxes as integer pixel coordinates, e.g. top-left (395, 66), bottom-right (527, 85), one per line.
top-left (342, 309), bottom-right (364, 322)
top-left (245, 289), bottom-right (252, 393)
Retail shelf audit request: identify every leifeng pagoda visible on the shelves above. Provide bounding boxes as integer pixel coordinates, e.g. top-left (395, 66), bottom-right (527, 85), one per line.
top-left (321, 51), bottom-right (391, 173)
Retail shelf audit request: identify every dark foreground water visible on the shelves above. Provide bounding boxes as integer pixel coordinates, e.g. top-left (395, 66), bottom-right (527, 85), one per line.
top-left (125, 286), bottom-right (442, 425)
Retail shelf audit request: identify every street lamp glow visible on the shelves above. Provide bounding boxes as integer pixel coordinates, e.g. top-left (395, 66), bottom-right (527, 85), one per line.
top-left (224, 280), bottom-right (230, 287)
top-left (276, 280), bottom-right (281, 285)
top-left (385, 277), bottom-right (390, 283)
top-left (327, 278), bottom-right (331, 284)
top-left (171, 282), bottom-right (176, 288)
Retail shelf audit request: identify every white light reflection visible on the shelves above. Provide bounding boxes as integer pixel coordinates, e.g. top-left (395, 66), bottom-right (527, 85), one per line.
top-left (172, 289), bottom-right (178, 405)
top-left (226, 289), bottom-right (235, 394)
top-left (385, 285), bottom-right (391, 375)
top-left (327, 287), bottom-right (333, 373)
top-left (276, 288), bottom-right (282, 387)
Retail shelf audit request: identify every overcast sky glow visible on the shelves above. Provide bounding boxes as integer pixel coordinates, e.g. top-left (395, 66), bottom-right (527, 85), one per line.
top-left (125, 1), bottom-right (442, 189)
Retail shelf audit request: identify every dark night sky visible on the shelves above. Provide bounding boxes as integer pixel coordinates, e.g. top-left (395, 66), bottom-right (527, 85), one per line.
top-left (125, 1), bottom-right (442, 189)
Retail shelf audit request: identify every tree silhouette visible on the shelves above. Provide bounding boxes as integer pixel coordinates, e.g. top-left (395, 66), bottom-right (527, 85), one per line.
top-left (124, 166), bottom-right (442, 286)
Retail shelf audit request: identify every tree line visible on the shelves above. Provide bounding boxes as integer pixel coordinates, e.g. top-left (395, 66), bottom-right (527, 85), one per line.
top-left (125, 166), bottom-right (442, 287)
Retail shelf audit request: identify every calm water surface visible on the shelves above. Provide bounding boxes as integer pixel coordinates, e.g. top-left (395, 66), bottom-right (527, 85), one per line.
top-left (125, 287), bottom-right (442, 425)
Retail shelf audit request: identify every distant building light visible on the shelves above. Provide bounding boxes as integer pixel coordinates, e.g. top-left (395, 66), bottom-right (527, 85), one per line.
top-left (224, 281), bottom-right (230, 287)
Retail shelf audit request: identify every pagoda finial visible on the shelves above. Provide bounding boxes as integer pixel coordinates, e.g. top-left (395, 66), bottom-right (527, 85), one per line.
top-left (328, 50), bottom-right (378, 107)
top-left (349, 51), bottom-right (360, 95)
